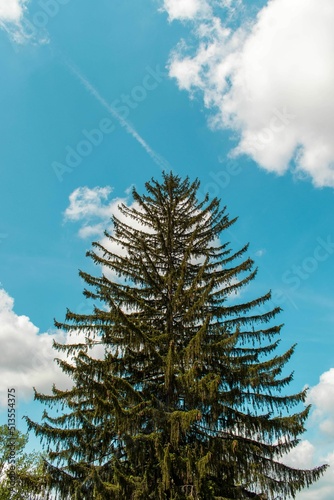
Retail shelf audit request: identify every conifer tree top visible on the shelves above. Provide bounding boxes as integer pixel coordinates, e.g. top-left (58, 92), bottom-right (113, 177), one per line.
top-left (24, 172), bottom-right (328, 500)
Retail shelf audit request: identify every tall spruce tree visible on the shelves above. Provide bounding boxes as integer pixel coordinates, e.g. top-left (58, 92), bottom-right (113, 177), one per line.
top-left (26, 173), bottom-right (326, 499)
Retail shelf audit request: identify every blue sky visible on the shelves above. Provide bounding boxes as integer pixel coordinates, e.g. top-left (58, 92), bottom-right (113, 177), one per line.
top-left (1, 1), bottom-right (334, 497)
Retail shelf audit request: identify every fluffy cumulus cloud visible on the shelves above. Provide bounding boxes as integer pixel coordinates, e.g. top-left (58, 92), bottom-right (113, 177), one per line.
top-left (0, 288), bottom-right (104, 408)
top-left (64, 186), bottom-right (117, 238)
top-left (308, 368), bottom-right (334, 437)
top-left (283, 440), bottom-right (315, 471)
top-left (271, 369), bottom-right (334, 499)
top-left (64, 185), bottom-right (153, 281)
top-left (287, 447), bottom-right (334, 500)
top-left (0, 287), bottom-right (67, 406)
top-left (64, 185), bottom-right (144, 239)
top-left (284, 369), bottom-right (334, 499)
top-left (284, 447), bottom-right (334, 500)
top-left (0, 0), bottom-right (26, 23)
top-left (164, 0), bottom-right (334, 188)
top-left (64, 184), bottom-right (160, 238)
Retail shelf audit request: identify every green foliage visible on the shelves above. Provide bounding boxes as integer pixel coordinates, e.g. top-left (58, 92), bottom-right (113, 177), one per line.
top-left (25, 173), bottom-right (327, 499)
top-left (0, 425), bottom-right (45, 499)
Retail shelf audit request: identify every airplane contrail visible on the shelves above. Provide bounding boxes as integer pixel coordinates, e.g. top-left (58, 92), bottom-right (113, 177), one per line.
top-left (65, 59), bottom-right (170, 171)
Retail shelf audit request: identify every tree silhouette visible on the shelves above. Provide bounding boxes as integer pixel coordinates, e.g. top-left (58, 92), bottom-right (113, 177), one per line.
top-left (26, 173), bottom-right (327, 499)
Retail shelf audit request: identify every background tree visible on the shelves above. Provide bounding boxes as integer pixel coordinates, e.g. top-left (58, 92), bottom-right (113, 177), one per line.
top-left (0, 425), bottom-right (45, 499)
top-left (26, 173), bottom-right (327, 499)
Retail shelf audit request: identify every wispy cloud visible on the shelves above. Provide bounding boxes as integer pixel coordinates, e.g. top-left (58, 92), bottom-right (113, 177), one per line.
top-left (65, 59), bottom-right (171, 171)
top-left (161, 0), bottom-right (212, 21)
top-left (0, 0), bottom-right (29, 42)
top-left (164, 0), bottom-right (334, 188)
top-left (255, 249), bottom-right (266, 258)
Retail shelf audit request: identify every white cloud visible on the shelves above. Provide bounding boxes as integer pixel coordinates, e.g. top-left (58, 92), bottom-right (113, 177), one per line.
top-left (162, 0), bottom-right (211, 21)
top-left (0, 288), bottom-right (105, 408)
top-left (278, 442), bottom-right (334, 500)
top-left (294, 450), bottom-right (334, 500)
top-left (0, 0), bottom-right (26, 23)
top-left (0, 0), bottom-right (32, 43)
top-left (64, 186), bottom-right (146, 239)
top-left (282, 369), bottom-right (334, 499)
top-left (64, 186), bottom-right (115, 222)
top-left (0, 0), bottom-right (50, 44)
top-left (64, 185), bottom-right (156, 239)
top-left (167, 0), bottom-right (334, 188)
top-left (0, 288), bottom-right (67, 407)
top-left (307, 368), bottom-right (334, 437)
top-left (64, 185), bottom-right (153, 281)
top-left (283, 439), bottom-right (315, 470)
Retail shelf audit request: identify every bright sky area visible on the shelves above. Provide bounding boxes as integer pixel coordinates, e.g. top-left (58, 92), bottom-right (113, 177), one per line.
top-left (1, 1), bottom-right (334, 497)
